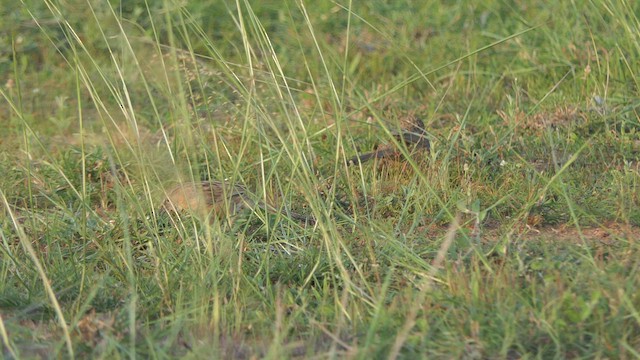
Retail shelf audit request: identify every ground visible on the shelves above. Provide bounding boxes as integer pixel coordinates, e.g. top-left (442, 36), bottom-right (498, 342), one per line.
top-left (1, 1), bottom-right (640, 358)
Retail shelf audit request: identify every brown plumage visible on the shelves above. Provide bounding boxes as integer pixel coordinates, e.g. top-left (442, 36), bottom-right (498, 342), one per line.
top-left (347, 116), bottom-right (430, 166)
top-left (161, 180), bottom-right (314, 224)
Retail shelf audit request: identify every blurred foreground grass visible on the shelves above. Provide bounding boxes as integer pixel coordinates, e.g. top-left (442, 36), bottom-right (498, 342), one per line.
top-left (1, 1), bottom-right (640, 358)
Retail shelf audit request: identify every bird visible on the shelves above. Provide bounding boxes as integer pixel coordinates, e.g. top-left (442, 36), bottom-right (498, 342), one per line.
top-left (160, 180), bottom-right (315, 225)
top-left (347, 116), bottom-right (430, 166)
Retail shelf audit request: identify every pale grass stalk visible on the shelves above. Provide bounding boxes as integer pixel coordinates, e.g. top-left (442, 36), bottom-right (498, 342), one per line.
top-left (388, 213), bottom-right (461, 360)
top-left (0, 190), bottom-right (74, 358)
top-left (0, 314), bottom-right (18, 359)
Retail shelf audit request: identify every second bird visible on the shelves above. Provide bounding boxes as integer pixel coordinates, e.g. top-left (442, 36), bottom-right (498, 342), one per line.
top-left (161, 180), bottom-right (314, 225)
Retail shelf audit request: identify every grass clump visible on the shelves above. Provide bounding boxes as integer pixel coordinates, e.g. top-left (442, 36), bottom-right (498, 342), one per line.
top-left (1, 0), bottom-right (640, 358)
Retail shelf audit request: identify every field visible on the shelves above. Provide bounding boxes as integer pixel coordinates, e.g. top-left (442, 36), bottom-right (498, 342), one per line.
top-left (2, 1), bottom-right (640, 358)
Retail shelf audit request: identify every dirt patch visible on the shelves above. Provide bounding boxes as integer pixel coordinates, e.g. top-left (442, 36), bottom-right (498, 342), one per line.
top-left (520, 221), bottom-right (640, 244)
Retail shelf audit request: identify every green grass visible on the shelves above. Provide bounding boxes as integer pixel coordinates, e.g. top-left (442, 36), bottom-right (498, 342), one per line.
top-left (2, 0), bottom-right (640, 358)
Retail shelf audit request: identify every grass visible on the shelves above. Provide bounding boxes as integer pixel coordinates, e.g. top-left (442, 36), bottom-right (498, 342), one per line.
top-left (1, 0), bottom-right (640, 358)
